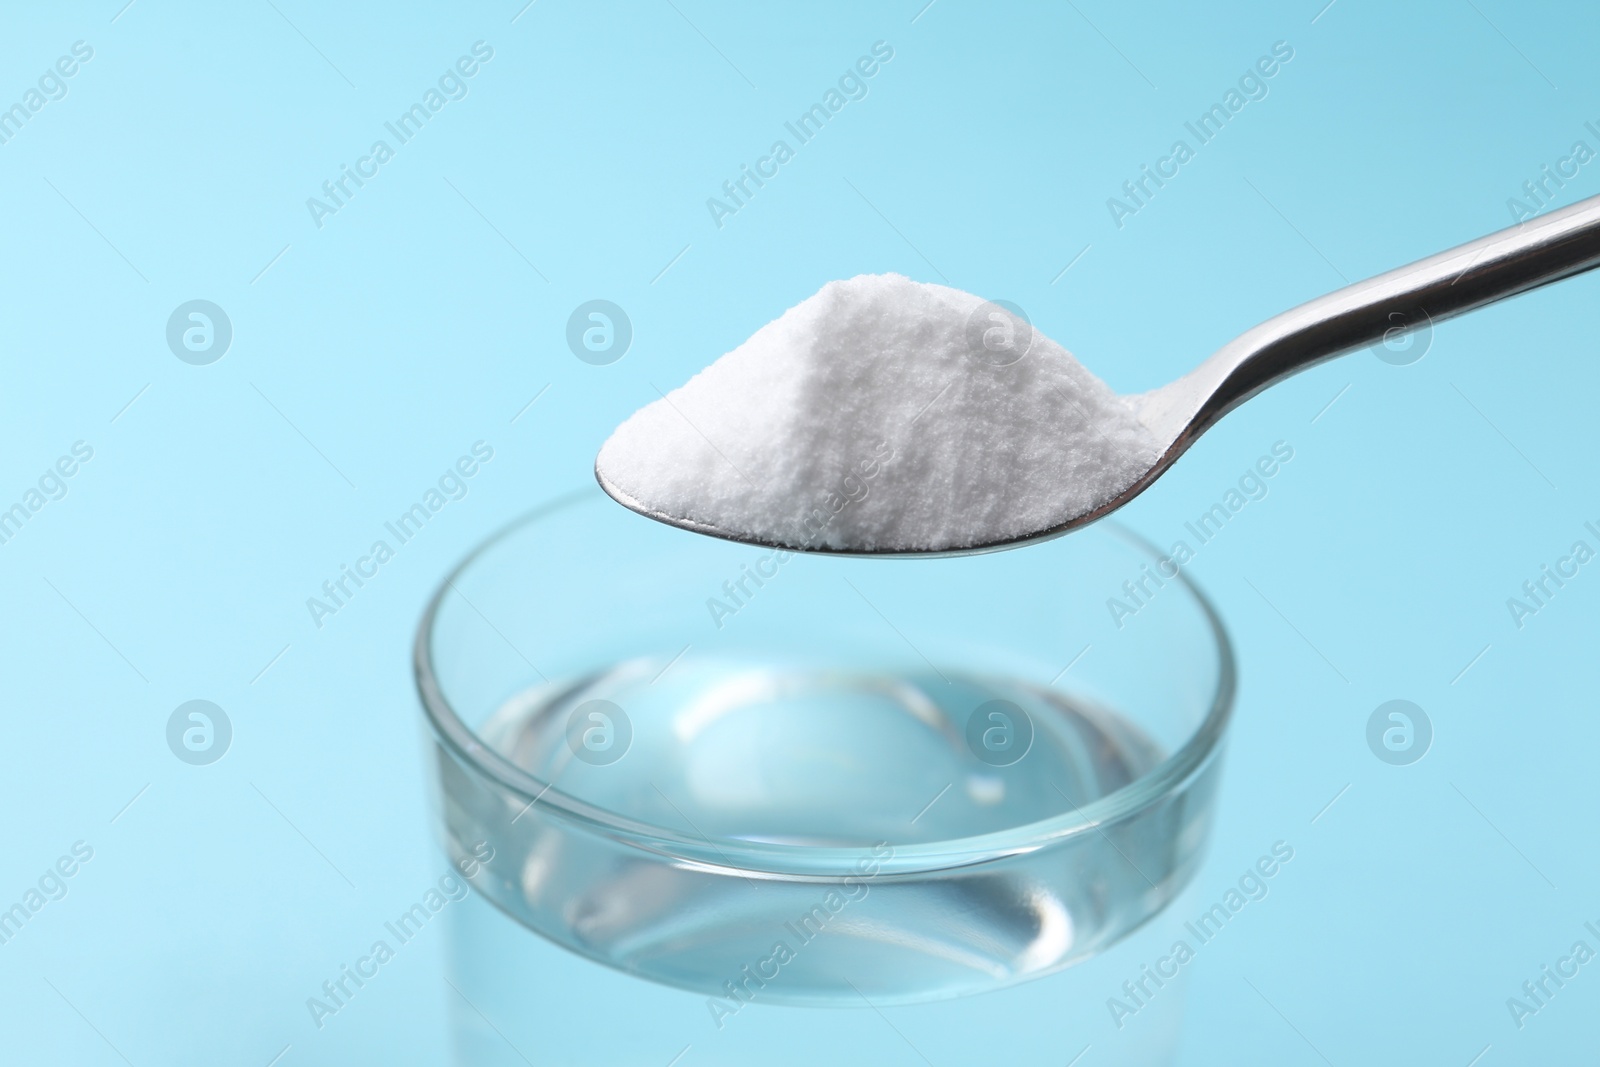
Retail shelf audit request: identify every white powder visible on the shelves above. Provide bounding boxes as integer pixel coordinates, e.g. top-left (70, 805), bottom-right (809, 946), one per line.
top-left (596, 273), bottom-right (1159, 552)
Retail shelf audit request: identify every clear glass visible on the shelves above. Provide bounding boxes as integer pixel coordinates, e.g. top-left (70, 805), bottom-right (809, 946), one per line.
top-left (416, 488), bottom-right (1234, 1064)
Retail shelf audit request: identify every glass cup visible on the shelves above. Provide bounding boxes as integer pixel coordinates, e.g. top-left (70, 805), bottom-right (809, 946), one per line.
top-left (416, 487), bottom-right (1234, 1065)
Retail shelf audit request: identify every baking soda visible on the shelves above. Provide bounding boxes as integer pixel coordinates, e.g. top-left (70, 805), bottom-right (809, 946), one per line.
top-left (596, 273), bottom-right (1158, 552)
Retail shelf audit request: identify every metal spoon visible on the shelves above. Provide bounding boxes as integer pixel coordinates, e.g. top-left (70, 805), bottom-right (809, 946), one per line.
top-left (600, 193), bottom-right (1600, 557)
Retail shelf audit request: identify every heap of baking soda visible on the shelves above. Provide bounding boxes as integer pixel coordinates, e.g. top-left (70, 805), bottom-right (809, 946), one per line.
top-left (597, 273), bottom-right (1158, 552)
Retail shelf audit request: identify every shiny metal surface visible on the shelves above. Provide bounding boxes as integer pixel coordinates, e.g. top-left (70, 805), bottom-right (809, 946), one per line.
top-left (600, 193), bottom-right (1600, 556)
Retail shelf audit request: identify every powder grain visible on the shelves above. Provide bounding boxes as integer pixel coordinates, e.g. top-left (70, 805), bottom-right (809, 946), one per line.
top-left (597, 274), bottom-right (1158, 552)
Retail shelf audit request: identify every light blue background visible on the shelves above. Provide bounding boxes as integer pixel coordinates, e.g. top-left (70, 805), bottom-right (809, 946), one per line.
top-left (3, 0), bottom-right (1598, 1063)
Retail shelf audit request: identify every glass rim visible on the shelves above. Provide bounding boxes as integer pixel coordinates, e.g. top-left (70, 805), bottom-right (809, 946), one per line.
top-left (414, 488), bottom-right (1237, 877)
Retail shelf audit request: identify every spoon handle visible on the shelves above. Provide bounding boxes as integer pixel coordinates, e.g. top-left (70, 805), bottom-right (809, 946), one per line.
top-left (1161, 192), bottom-right (1600, 445)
